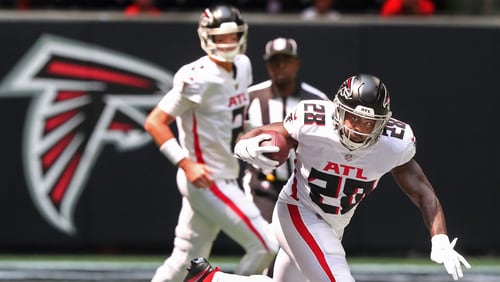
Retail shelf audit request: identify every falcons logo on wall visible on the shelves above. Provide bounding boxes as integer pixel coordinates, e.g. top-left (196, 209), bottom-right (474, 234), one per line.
top-left (0, 34), bottom-right (173, 235)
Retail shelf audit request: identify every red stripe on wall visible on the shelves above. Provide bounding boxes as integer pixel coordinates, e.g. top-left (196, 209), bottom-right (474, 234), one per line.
top-left (47, 60), bottom-right (151, 89)
top-left (50, 153), bottom-right (81, 204)
top-left (42, 132), bottom-right (75, 169)
top-left (45, 110), bottom-right (78, 131)
top-left (108, 122), bottom-right (133, 131)
top-left (56, 91), bottom-right (87, 101)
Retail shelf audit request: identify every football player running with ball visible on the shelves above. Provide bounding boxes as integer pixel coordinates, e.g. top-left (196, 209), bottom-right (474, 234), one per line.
top-left (183, 74), bottom-right (471, 282)
top-left (144, 5), bottom-right (278, 282)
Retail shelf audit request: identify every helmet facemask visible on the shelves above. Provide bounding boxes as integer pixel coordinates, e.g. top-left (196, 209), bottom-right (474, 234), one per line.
top-left (198, 6), bottom-right (248, 62)
top-left (332, 74), bottom-right (392, 151)
top-left (333, 96), bottom-right (391, 151)
top-left (198, 24), bottom-right (247, 62)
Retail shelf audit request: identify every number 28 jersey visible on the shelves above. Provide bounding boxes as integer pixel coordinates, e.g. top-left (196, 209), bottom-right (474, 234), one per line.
top-left (281, 99), bottom-right (416, 235)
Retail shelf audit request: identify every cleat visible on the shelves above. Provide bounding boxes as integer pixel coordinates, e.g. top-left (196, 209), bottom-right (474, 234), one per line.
top-left (184, 258), bottom-right (219, 282)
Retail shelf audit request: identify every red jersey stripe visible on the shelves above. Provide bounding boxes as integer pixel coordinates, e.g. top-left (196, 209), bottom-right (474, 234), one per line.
top-left (192, 113), bottom-right (204, 163)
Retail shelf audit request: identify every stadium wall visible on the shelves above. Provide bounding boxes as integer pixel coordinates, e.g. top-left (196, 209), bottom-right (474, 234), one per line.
top-left (0, 12), bottom-right (498, 256)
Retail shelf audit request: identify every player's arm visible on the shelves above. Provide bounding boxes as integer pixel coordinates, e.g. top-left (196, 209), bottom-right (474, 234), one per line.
top-left (239, 122), bottom-right (292, 142)
top-left (239, 98), bottom-right (305, 145)
top-left (144, 106), bottom-right (177, 147)
top-left (391, 159), bottom-right (445, 235)
top-left (145, 105), bottom-right (191, 168)
top-left (144, 84), bottom-right (193, 165)
top-left (391, 159), bottom-right (471, 280)
top-left (235, 100), bottom-right (305, 170)
top-left (144, 103), bottom-right (213, 188)
top-left (234, 122), bottom-right (292, 170)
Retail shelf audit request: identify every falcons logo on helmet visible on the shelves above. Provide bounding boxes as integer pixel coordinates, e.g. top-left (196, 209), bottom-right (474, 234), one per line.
top-left (0, 34), bottom-right (173, 235)
top-left (338, 76), bottom-right (353, 100)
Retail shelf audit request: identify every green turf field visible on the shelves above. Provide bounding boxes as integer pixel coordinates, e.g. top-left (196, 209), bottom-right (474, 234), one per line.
top-left (0, 254), bottom-right (498, 282)
top-left (0, 254), bottom-right (498, 266)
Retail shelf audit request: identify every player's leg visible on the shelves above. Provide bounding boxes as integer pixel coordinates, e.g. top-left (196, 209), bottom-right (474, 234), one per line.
top-left (272, 201), bottom-right (355, 282)
top-left (152, 197), bottom-right (220, 282)
top-left (152, 171), bottom-right (220, 282)
top-left (185, 257), bottom-right (273, 282)
top-left (270, 248), bottom-right (308, 282)
top-left (242, 168), bottom-right (283, 277)
top-left (183, 250), bottom-right (304, 282)
top-left (201, 178), bottom-right (279, 275)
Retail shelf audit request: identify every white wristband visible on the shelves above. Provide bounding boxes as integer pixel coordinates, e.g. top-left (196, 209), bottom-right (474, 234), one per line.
top-left (159, 138), bottom-right (188, 165)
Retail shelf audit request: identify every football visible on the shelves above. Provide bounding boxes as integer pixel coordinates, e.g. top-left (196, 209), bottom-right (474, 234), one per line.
top-left (259, 130), bottom-right (293, 166)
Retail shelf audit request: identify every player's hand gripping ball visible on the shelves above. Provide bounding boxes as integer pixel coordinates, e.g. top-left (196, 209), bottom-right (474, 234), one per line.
top-left (259, 130), bottom-right (293, 166)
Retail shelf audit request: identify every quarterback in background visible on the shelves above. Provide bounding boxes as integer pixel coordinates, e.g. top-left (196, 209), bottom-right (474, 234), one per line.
top-left (144, 5), bottom-right (278, 282)
top-left (184, 74), bottom-right (471, 282)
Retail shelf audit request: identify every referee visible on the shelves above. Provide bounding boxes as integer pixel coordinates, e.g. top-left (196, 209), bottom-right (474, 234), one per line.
top-left (244, 37), bottom-right (329, 222)
top-left (242, 38), bottom-right (329, 277)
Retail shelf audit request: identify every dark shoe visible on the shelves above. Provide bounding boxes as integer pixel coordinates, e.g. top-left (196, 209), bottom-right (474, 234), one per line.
top-left (183, 257), bottom-right (219, 282)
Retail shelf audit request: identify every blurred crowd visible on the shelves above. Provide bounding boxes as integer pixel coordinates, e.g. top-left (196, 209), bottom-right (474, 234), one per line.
top-left (0, 0), bottom-right (498, 16)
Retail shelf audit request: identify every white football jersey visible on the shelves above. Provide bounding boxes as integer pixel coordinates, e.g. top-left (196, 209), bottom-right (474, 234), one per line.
top-left (158, 54), bottom-right (252, 179)
top-left (246, 80), bottom-right (328, 181)
top-left (282, 99), bottom-right (416, 235)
